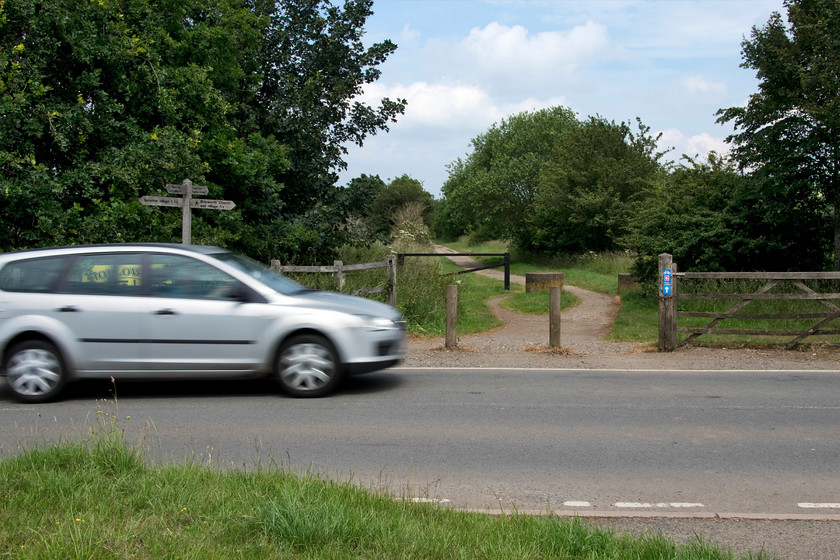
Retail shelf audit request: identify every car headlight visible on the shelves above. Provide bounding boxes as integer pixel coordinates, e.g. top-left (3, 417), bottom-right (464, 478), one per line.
top-left (359, 316), bottom-right (403, 331)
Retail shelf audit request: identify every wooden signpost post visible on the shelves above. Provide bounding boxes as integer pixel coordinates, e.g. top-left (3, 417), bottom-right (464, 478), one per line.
top-left (139, 179), bottom-right (235, 244)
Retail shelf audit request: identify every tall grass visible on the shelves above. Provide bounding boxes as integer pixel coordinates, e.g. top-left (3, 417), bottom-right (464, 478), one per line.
top-left (0, 421), bottom-right (770, 560)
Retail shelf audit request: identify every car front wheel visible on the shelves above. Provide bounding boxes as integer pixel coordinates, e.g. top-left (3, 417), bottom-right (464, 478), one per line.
top-left (275, 334), bottom-right (342, 397)
top-left (4, 340), bottom-right (68, 403)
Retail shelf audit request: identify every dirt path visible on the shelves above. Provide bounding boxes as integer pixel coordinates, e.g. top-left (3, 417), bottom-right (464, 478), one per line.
top-left (402, 245), bottom-right (840, 370)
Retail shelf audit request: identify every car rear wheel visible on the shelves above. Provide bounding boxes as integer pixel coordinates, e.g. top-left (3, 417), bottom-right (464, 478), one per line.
top-left (4, 340), bottom-right (67, 403)
top-left (275, 334), bottom-right (342, 397)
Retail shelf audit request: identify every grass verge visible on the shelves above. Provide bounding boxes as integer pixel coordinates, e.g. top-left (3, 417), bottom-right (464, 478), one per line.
top-left (0, 426), bottom-right (771, 560)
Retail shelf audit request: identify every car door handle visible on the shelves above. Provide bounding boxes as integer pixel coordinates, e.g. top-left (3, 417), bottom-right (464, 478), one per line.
top-left (58, 306), bottom-right (79, 313)
top-left (155, 308), bottom-right (178, 315)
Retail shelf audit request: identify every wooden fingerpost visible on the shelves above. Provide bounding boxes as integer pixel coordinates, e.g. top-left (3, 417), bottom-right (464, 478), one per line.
top-left (445, 284), bottom-right (458, 348)
top-left (549, 286), bottom-right (562, 347)
top-left (658, 253), bottom-right (678, 352)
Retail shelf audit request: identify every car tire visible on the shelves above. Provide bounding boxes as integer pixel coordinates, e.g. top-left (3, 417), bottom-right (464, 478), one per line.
top-left (275, 334), bottom-right (343, 398)
top-left (4, 340), bottom-right (68, 403)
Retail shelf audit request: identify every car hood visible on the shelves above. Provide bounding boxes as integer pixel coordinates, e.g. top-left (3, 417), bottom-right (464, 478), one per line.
top-left (284, 290), bottom-right (402, 320)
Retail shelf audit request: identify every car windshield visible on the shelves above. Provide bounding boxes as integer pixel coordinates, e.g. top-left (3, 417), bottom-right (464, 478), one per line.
top-left (213, 252), bottom-right (311, 295)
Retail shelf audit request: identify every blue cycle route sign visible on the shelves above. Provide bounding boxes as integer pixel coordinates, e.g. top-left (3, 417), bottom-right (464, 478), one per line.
top-left (662, 269), bottom-right (672, 296)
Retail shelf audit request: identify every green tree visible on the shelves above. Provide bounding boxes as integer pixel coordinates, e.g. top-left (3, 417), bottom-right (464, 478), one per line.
top-left (0, 0), bottom-right (403, 264)
top-left (0, 0), bottom-right (282, 250)
top-left (253, 0), bottom-right (406, 220)
top-left (531, 117), bottom-right (664, 254)
top-left (716, 0), bottom-right (839, 269)
top-left (369, 174), bottom-right (434, 236)
top-left (627, 154), bottom-right (830, 291)
top-left (439, 106), bottom-right (578, 243)
top-left (337, 173), bottom-right (387, 242)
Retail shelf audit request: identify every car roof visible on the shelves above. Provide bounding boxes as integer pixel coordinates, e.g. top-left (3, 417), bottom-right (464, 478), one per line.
top-left (0, 243), bottom-right (231, 259)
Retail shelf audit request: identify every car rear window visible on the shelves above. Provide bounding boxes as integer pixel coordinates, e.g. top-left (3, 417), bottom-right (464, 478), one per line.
top-left (0, 256), bottom-right (69, 293)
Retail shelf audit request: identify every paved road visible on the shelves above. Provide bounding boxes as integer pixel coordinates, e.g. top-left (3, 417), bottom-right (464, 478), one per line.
top-left (2, 367), bottom-right (839, 558)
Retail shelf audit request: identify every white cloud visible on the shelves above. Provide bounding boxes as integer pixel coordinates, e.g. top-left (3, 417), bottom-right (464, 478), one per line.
top-left (659, 129), bottom-right (730, 162)
top-left (420, 20), bottom-right (615, 99)
top-left (462, 20), bottom-right (612, 73)
top-left (399, 24), bottom-right (421, 45)
top-left (362, 82), bottom-right (501, 130)
top-left (681, 75), bottom-right (727, 97)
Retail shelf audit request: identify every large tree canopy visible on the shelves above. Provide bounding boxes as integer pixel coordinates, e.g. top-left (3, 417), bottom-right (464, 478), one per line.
top-left (437, 108), bottom-right (664, 255)
top-left (717, 0), bottom-right (839, 269)
top-left (436, 106), bottom-right (578, 244)
top-left (532, 116), bottom-right (664, 254)
top-left (0, 0), bottom-right (404, 263)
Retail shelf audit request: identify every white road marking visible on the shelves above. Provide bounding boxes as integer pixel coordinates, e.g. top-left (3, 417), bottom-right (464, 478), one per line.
top-left (562, 501), bottom-right (592, 507)
top-left (615, 502), bottom-right (705, 508)
top-left (403, 497), bottom-right (451, 504)
top-left (798, 503), bottom-right (840, 509)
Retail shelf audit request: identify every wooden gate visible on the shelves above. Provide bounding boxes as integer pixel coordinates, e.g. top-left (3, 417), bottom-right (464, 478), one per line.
top-left (658, 253), bottom-right (840, 350)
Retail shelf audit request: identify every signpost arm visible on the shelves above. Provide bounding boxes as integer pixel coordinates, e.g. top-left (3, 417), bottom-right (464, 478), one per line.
top-left (141, 180), bottom-right (232, 245)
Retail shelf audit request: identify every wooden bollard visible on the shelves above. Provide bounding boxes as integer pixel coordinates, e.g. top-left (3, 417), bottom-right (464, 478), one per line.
top-left (549, 286), bottom-right (562, 347)
top-left (617, 273), bottom-right (640, 294)
top-left (526, 272), bottom-right (564, 293)
top-left (445, 284), bottom-right (458, 348)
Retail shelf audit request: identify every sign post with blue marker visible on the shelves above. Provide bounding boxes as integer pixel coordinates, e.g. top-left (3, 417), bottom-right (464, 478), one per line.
top-left (662, 269), bottom-right (672, 296)
top-left (658, 253), bottom-right (677, 352)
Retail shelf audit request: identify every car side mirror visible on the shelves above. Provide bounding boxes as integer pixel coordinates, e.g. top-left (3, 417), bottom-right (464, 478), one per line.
top-left (223, 284), bottom-right (251, 303)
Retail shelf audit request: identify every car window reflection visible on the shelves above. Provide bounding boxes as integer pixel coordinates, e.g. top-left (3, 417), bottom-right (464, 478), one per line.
top-left (150, 254), bottom-right (240, 300)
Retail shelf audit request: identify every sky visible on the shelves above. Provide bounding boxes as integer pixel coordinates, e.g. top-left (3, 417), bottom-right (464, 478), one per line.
top-left (337, 0), bottom-right (786, 198)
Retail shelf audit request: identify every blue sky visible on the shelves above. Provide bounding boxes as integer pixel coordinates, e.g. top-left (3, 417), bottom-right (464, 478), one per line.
top-left (338, 0), bottom-right (785, 198)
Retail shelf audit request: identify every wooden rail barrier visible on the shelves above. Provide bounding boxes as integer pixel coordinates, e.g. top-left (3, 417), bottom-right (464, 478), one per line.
top-left (397, 252), bottom-right (511, 290)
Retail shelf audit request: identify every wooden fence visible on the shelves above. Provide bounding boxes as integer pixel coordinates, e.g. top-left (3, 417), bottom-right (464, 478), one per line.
top-left (270, 255), bottom-right (397, 307)
top-left (658, 253), bottom-right (840, 351)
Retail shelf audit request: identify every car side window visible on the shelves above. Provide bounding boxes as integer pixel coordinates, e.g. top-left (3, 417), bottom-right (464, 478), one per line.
top-left (65, 254), bottom-right (144, 296)
top-left (0, 256), bottom-right (69, 292)
top-left (149, 254), bottom-right (240, 300)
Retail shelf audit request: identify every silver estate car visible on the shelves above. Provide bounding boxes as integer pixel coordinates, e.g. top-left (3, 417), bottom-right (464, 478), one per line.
top-left (0, 244), bottom-right (406, 402)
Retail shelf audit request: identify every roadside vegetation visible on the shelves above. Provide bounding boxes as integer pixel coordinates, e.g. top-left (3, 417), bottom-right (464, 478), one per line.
top-left (0, 417), bottom-right (771, 560)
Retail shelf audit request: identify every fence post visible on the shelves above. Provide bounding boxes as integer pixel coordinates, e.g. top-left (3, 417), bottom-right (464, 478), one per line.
top-left (549, 286), bottom-right (562, 347)
top-left (334, 260), bottom-right (344, 291)
top-left (658, 253), bottom-right (677, 352)
top-left (504, 252), bottom-right (510, 291)
top-left (445, 284), bottom-right (458, 348)
top-left (387, 255), bottom-right (397, 307)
